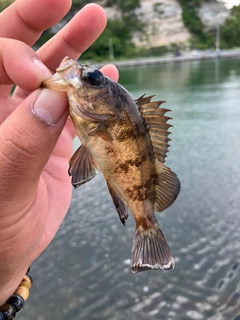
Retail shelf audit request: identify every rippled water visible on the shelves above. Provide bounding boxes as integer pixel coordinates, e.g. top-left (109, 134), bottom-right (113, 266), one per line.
top-left (21, 57), bottom-right (240, 320)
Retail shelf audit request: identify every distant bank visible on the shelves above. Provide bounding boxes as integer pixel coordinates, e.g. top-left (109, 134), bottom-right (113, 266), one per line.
top-left (94, 49), bottom-right (240, 69)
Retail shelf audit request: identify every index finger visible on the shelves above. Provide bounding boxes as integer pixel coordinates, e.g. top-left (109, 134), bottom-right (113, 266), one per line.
top-left (0, 0), bottom-right (71, 46)
top-left (37, 4), bottom-right (107, 70)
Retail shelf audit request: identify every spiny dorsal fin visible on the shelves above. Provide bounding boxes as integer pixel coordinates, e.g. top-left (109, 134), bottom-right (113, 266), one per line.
top-left (68, 145), bottom-right (98, 188)
top-left (136, 94), bottom-right (171, 164)
top-left (136, 94), bottom-right (157, 106)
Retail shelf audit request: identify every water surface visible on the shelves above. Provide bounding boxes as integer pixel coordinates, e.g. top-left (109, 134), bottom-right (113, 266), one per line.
top-left (21, 57), bottom-right (240, 320)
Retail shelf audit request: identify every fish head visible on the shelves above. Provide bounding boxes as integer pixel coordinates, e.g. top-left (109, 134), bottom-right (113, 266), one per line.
top-left (42, 56), bottom-right (121, 123)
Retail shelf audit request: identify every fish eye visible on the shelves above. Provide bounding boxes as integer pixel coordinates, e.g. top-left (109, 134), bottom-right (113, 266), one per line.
top-left (82, 69), bottom-right (105, 86)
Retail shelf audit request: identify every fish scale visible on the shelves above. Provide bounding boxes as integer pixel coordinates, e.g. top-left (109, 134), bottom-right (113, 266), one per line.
top-left (42, 56), bottom-right (180, 273)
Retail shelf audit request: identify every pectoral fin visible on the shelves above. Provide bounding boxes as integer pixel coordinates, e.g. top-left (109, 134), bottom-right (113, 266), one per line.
top-left (89, 123), bottom-right (113, 141)
top-left (74, 101), bottom-right (113, 122)
top-left (107, 183), bottom-right (129, 225)
top-left (68, 145), bottom-right (98, 188)
top-left (154, 161), bottom-right (180, 212)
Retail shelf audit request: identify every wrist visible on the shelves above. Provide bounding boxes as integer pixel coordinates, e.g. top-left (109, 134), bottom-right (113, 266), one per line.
top-left (0, 267), bottom-right (29, 306)
top-left (0, 268), bottom-right (32, 319)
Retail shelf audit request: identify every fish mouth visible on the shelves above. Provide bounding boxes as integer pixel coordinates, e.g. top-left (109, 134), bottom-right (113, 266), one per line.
top-left (41, 56), bottom-right (79, 91)
top-left (41, 72), bottom-right (67, 91)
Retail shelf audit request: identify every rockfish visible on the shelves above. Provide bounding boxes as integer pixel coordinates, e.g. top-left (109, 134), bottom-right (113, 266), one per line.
top-left (42, 57), bottom-right (180, 272)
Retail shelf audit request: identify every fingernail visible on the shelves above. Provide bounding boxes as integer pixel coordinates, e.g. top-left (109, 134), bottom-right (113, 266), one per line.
top-left (32, 89), bottom-right (68, 125)
top-left (33, 59), bottom-right (52, 78)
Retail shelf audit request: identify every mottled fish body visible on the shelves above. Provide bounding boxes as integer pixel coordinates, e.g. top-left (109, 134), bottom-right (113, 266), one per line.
top-left (43, 57), bottom-right (180, 272)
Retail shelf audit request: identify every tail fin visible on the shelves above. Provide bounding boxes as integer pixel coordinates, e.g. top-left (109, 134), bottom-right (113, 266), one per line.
top-left (131, 225), bottom-right (175, 273)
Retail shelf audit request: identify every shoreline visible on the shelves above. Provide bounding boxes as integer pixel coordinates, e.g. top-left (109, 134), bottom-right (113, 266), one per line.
top-left (94, 49), bottom-right (240, 69)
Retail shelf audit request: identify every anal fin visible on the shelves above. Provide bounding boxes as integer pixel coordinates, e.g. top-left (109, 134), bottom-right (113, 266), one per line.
top-left (107, 183), bottom-right (129, 225)
top-left (68, 145), bottom-right (98, 188)
top-left (131, 224), bottom-right (174, 273)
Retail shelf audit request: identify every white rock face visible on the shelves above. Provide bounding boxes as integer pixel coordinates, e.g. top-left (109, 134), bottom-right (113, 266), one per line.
top-left (51, 0), bottom-right (230, 49)
top-left (103, 0), bottom-right (230, 48)
top-left (132, 0), bottom-right (191, 47)
top-left (103, 6), bottom-right (121, 20)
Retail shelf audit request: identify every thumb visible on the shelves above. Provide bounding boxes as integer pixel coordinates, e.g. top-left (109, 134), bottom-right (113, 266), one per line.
top-left (0, 88), bottom-right (69, 216)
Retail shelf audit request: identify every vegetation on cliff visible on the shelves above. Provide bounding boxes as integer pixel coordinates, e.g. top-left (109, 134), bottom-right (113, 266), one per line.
top-left (177, 0), bottom-right (214, 49)
top-left (221, 5), bottom-right (240, 48)
top-left (81, 0), bottom-right (144, 61)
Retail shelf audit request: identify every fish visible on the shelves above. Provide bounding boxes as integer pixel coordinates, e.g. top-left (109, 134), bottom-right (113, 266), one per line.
top-left (42, 56), bottom-right (181, 273)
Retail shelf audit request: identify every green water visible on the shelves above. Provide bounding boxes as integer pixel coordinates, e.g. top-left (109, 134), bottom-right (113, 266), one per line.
top-left (21, 57), bottom-right (240, 320)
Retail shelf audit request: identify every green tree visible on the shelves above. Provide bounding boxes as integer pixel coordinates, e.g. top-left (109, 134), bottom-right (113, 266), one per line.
top-left (81, 0), bottom-right (144, 61)
top-left (81, 17), bottom-right (136, 61)
top-left (221, 5), bottom-right (240, 48)
top-left (177, 0), bottom-right (214, 48)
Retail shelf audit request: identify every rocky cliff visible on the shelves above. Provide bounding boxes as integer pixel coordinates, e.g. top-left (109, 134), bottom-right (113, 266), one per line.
top-left (133, 0), bottom-right (191, 47)
top-left (105, 0), bottom-right (230, 48)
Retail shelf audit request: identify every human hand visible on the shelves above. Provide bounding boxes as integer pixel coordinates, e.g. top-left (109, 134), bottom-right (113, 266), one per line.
top-left (0, 0), bottom-right (118, 304)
